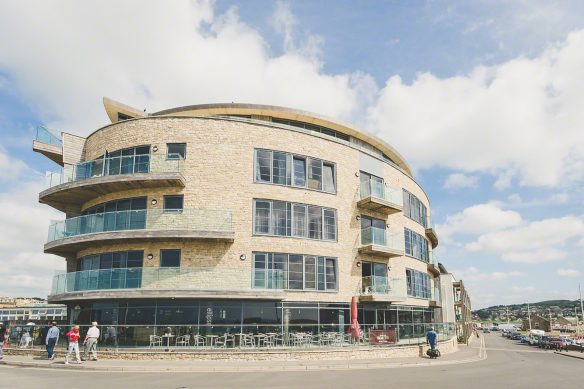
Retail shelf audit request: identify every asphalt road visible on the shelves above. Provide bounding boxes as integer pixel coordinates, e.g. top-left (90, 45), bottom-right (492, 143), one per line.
top-left (0, 333), bottom-right (582, 389)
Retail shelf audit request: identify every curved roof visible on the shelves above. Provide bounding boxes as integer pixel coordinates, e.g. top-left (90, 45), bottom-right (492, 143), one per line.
top-left (103, 98), bottom-right (412, 176)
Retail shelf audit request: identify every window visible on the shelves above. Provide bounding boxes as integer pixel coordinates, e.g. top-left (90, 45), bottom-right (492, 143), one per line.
top-left (160, 249), bottom-right (181, 267)
top-left (360, 171), bottom-right (384, 198)
top-left (293, 156), bottom-right (306, 187)
top-left (404, 227), bottom-right (429, 262)
top-left (253, 252), bottom-right (337, 291)
top-left (403, 190), bottom-right (428, 227)
top-left (167, 143), bottom-right (186, 160)
top-left (254, 149), bottom-right (336, 193)
top-left (361, 216), bottom-right (386, 245)
top-left (163, 195), bottom-right (184, 212)
top-left (323, 163), bottom-right (335, 192)
top-left (117, 112), bottom-right (133, 121)
top-left (406, 269), bottom-right (431, 299)
top-left (254, 199), bottom-right (336, 242)
top-left (307, 158), bottom-right (322, 190)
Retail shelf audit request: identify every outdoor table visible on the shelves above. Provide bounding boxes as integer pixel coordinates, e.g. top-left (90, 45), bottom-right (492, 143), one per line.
top-left (254, 334), bottom-right (267, 347)
top-left (206, 335), bottom-right (219, 347)
top-left (161, 334), bottom-right (175, 348)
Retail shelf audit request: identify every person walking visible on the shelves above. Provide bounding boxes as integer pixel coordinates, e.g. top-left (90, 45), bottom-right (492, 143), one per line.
top-left (83, 322), bottom-right (100, 361)
top-left (0, 322), bottom-right (6, 360)
top-left (426, 326), bottom-right (438, 350)
top-left (65, 325), bottom-right (82, 365)
top-left (45, 321), bottom-right (60, 360)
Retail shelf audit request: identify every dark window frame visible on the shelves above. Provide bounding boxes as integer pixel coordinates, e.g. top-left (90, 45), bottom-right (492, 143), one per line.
top-left (160, 249), bottom-right (181, 268)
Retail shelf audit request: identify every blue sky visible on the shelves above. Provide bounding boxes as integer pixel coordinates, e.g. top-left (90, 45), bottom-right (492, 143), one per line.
top-left (1, 0), bottom-right (584, 308)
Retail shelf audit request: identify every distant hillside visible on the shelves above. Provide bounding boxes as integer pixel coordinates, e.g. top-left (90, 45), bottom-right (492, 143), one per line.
top-left (473, 300), bottom-right (581, 321)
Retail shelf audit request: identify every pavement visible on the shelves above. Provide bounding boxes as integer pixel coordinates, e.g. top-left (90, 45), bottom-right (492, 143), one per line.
top-left (0, 337), bottom-right (485, 372)
top-left (1, 333), bottom-right (583, 389)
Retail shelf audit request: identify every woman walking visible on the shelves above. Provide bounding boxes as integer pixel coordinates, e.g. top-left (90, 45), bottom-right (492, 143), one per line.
top-left (64, 325), bottom-right (83, 365)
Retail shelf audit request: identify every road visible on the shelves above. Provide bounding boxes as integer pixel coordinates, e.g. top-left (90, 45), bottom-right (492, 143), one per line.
top-left (0, 333), bottom-right (582, 389)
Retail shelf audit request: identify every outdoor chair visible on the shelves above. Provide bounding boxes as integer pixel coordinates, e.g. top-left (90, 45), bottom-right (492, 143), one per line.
top-left (149, 335), bottom-right (162, 348)
top-left (192, 334), bottom-right (206, 348)
top-left (241, 334), bottom-right (255, 348)
top-left (175, 334), bottom-right (190, 347)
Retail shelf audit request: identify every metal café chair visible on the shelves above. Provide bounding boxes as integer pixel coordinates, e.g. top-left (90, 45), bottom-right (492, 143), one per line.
top-left (175, 334), bottom-right (190, 347)
top-left (241, 334), bottom-right (255, 348)
top-left (149, 335), bottom-right (163, 348)
top-left (192, 334), bottom-right (206, 348)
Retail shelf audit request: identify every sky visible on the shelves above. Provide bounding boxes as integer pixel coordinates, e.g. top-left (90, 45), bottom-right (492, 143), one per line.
top-left (0, 0), bottom-right (583, 309)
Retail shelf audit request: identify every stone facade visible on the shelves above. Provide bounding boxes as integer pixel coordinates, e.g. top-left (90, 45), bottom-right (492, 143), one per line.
top-left (38, 104), bottom-right (441, 310)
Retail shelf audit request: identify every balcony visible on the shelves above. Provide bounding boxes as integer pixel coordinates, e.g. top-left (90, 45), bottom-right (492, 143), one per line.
top-left (32, 126), bottom-right (63, 164)
top-left (430, 287), bottom-right (441, 307)
top-left (425, 218), bottom-right (438, 248)
top-left (358, 227), bottom-right (404, 258)
top-left (40, 154), bottom-right (185, 213)
top-left (357, 179), bottom-right (403, 215)
top-left (49, 267), bottom-right (284, 302)
top-left (359, 276), bottom-right (407, 302)
top-left (427, 253), bottom-right (441, 276)
top-left (45, 209), bottom-right (234, 256)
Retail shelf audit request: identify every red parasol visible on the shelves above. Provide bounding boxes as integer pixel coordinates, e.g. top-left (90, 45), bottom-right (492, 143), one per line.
top-left (348, 296), bottom-right (361, 341)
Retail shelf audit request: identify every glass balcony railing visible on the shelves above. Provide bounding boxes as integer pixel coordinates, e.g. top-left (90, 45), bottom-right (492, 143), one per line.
top-left (47, 209), bottom-right (233, 243)
top-left (35, 126), bottom-right (62, 147)
top-left (360, 227), bottom-right (403, 250)
top-left (432, 287), bottom-right (441, 303)
top-left (360, 179), bottom-right (403, 207)
top-left (361, 276), bottom-right (407, 297)
top-left (44, 153), bottom-right (184, 189)
top-left (50, 267), bottom-right (284, 295)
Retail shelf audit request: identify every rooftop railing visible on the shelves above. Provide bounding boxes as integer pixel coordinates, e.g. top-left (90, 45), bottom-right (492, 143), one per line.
top-left (360, 179), bottom-right (403, 207)
top-left (361, 227), bottom-right (403, 250)
top-left (47, 209), bottom-right (233, 243)
top-left (361, 276), bottom-right (406, 297)
top-left (44, 153), bottom-right (184, 188)
top-left (35, 126), bottom-right (62, 146)
top-left (50, 267), bottom-right (283, 295)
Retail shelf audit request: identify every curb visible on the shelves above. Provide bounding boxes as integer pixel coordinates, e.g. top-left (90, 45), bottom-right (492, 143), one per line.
top-left (553, 351), bottom-right (584, 361)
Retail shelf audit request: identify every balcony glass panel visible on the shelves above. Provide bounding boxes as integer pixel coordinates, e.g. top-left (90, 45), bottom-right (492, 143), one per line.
top-left (360, 277), bottom-right (406, 298)
top-left (44, 153), bottom-right (184, 189)
top-left (50, 267), bottom-right (283, 294)
top-left (361, 226), bottom-right (387, 246)
top-left (47, 209), bottom-right (233, 243)
top-left (360, 177), bottom-right (403, 207)
top-left (35, 126), bottom-right (62, 146)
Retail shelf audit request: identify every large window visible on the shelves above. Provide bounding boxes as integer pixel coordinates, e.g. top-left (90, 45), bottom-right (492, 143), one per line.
top-left (160, 249), bottom-right (181, 267)
top-left (403, 190), bottom-right (428, 227)
top-left (167, 143), bottom-right (186, 160)
top-left (254, 149), bottom-right (336, 193)
top-left (406, 269), bottom-right (431, 299)
top-left (75, 146), bottom-right (150, 180)
top-left (253, 199), bottom-right (337, 242)
top-left (253, 252), bottom-right (337, 291)
top-left (404, 228), bottom-right (430, 262)
top-left (76, 251), bottom-right (143, 290)
top-left (81, 197), bottom-right (147, 232)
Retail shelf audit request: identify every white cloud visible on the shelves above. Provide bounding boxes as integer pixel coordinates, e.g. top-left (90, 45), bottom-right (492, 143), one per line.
top-left (510, 286), bottom-right (536, 293)
top-left (453, 266), bottom-right (524, 282)
top-left (465, 216), bottom-right (584, 261)
top-left (0, 0), bottom-right (372, 134)
top-left (557, 268), bottom-right (581, 277)
top-left (367, 29), bottom-right (584, 187)
top-left (443, 173), bottom-right (478, 189)
top-left (438, 202), bottom-right (522, 241)
top-left (0, 145), bottom-right (32, 181)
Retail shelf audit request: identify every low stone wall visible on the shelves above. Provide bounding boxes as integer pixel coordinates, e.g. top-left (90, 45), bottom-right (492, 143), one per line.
top-left (5, 337), bottom-right (457, 361)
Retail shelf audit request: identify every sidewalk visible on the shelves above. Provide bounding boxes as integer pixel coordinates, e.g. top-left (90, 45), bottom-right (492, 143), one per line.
top-left (0, 338), bottom-right (485, 372)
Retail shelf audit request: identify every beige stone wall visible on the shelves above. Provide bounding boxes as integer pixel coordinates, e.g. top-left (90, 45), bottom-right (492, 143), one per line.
top-left (66, 116), bottom-right (437, 306)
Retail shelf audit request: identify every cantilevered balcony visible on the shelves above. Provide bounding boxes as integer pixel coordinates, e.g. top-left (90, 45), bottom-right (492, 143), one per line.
top-left (45, 209), bottom-right (234, 256)
top-left (358, 227), bottom-right (404, 258)
top-left (48, 267), bottom-right (284, 302)
top-left (40, 154), bottom-right (185, 213)
top-left (357, 179), bottom-right (403, 215)
top-left (359, 276), bottom-right (407, 302)
top-left (427, 253), bottom-right (441, 276)
top-left (425, 217), bottom-right (439, 248)
top-left (430, 287), bottom-right (442, 307)
top-left (32, 126), bottom-right (63, 164)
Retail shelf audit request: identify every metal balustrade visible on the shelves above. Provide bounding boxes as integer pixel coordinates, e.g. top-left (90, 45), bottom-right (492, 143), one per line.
top-left (50, 267), bottom-right (284, 295)
top-left (47, 209), bottom-right (233, 243)
top-left (44, 153), bottom-right (183, 188)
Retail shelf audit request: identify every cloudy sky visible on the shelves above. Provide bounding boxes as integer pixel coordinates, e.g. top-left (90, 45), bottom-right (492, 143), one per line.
top-left (1, 0), bottom-right (583, 308)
